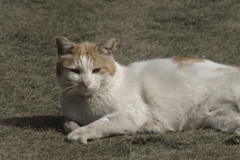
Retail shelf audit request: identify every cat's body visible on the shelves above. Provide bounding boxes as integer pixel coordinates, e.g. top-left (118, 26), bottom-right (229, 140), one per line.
top-left (56, 37), bottom-right (240, 144)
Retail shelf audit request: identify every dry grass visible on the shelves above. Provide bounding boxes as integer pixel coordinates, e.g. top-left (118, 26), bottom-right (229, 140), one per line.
top-left (1, 0), bottom-right (240, 159)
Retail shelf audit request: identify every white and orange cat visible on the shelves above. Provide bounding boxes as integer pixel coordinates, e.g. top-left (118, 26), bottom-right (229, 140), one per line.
top-left (56, 36), bottom-right (240, 144)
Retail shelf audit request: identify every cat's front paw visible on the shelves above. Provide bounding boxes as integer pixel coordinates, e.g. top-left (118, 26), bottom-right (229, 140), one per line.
top-left (64, 128), bottom-right (88, 144)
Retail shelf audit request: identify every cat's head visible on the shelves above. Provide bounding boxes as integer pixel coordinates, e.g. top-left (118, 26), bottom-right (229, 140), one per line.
top-left (56, 37), bottom-right (116, 96)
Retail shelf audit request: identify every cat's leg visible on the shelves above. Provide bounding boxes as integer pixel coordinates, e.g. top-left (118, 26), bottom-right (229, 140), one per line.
top-left (65, 109), bottom-right (147, 144)
top-left (233, 128), bottom-right (240, 143)
top-left (63, 118), bottom-right (80, 134)
top-left (206, 111), bottom-right (240, 143)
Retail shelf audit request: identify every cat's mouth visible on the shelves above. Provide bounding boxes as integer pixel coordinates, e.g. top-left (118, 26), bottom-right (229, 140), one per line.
top-left (61, 84), bottom-right (97, 97)
top-left (76, 86), bottom-right (95, 95)
top-left (78, 90), bottom-right (94, 96)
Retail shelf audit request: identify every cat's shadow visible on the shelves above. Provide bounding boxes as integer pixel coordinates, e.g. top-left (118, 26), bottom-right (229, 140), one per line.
top-left (0, 115), bottom-right (64, 133)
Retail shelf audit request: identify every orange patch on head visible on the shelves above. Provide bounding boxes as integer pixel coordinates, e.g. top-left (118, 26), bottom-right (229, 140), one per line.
top-left (91, 51), bottom-right (116, 76)
top-left (72, 43), bottom-right (97, 60)
top-left (56, 41), bottom-right (116, 76)
top-left (172, 57), bottom-right (204, 66)
top-left (56, 54), bottom-right (75, 75)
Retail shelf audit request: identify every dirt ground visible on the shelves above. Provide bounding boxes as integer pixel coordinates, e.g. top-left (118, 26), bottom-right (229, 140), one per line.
top-left (1, 0), bottom-right (240, 159)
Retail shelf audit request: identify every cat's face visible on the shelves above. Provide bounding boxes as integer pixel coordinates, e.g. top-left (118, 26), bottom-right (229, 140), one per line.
top-left (56, 37), bottom-right (116, 96)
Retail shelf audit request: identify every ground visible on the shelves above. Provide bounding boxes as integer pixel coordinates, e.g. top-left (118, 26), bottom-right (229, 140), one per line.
top-left (1, 0), bottom-right (240, 159)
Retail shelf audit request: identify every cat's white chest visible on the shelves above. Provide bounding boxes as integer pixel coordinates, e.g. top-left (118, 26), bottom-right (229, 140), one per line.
top-left (60, 93), bottom-right (118, 126)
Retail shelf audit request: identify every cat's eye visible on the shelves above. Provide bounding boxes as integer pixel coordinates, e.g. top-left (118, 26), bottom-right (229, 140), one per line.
top-left (70, 69), bottom-right (80, 74)
top-left (92, 68), bottom-right (101, 73)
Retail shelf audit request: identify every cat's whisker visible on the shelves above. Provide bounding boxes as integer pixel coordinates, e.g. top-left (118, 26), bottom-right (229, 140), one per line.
top-left (62, 85), bottom-right (77, 93)
top-left (65, 88), bottom-right (76, 101)
top-left (60, 88), bottom-right (76, 102)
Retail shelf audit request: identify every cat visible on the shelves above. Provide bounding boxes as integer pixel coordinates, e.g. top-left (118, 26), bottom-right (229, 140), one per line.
top-left (56, 36), bottom-right (240, 144)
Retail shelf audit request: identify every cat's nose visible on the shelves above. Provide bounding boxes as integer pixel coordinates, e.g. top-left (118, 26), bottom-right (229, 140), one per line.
top-left (81, 81), bottom-right (91, 89)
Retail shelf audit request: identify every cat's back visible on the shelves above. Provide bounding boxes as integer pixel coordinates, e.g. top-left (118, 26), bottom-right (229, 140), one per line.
top-left (128, 57), bottom-right (240, 82)
top-left (126, 57), bottom-right (240, 106)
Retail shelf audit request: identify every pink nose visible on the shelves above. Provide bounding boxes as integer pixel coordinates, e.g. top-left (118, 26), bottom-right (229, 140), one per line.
top-left (81, 81), bottom-right (91, 89)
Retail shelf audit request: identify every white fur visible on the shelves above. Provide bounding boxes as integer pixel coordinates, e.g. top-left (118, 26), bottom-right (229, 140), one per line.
top-left (59, 57), bottom-right (240, 144)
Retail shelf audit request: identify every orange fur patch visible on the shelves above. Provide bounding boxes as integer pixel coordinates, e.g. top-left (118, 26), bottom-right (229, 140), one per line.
top-left (172, 57), bottom-right (204, 65)
top-left (56, 42), bottom-right (116, 76)
top-left (233, 66), bottom-right (240, 71)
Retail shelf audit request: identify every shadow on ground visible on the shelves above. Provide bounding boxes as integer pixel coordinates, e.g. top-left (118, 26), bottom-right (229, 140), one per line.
top-left (0, 115), bottom-right (64, 132)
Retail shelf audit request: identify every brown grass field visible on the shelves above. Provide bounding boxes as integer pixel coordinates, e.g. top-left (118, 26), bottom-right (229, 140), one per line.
top-left (1, 0), bottom-right (240, 159)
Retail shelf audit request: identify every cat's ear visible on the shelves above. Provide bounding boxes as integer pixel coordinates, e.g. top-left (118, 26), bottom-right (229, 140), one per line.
top-left (98, 38), bottom-right (116, 56)
top-left (56, 36), bottom-right (75, 56)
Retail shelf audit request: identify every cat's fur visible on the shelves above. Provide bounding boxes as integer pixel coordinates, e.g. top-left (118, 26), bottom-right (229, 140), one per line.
top-left (56, 36), bottom-right (240, 144)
